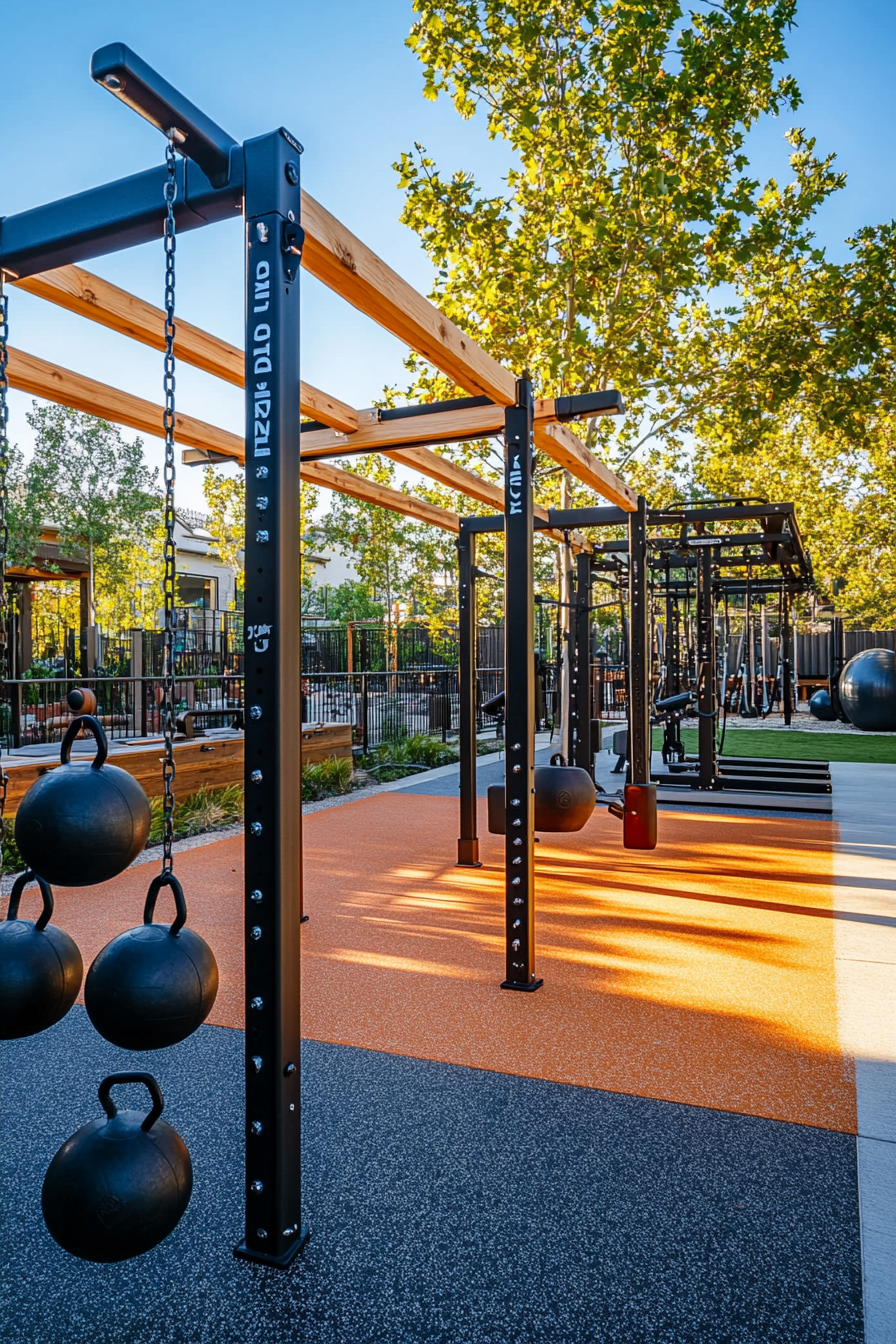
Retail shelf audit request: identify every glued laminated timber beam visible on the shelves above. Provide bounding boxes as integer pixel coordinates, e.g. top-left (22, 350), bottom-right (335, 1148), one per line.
top-left (16, 261), bottom-right (633, 511)
top-left (12, 265), bottom-right (358, 434)
top-left (3, 346), bottom-right (460, 532)
top-left (7, 345), bottom-right (589, 547)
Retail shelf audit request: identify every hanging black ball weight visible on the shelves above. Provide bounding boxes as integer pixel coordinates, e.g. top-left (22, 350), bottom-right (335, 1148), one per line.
top-left (487, 765), bottom-right (597, 834)
top-left (532, 765), bottom-right (596, 831)
top-left (0, 872), bottom-right (82, 1039)
top-left (15, 715), bottom-right (151, 886)
top-left (85, 873), bottom-right (218, 1050)
top-left (42, 1072), bottom-right (192, 1263)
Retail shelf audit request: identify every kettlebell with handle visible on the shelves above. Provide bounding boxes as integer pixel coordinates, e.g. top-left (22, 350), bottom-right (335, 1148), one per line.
top-left (0, 871), bottom-right (83, 1039)
top-left (85, 873), bottom-right (218, 1050)
top-left (15, 715), bottom-right (151, 887)
top-left (42, 1072), bottom-right (193, 1262)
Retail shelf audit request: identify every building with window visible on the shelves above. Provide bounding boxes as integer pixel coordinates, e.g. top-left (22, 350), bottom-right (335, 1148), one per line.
top-left (174, 509), bottom-right (239, 611)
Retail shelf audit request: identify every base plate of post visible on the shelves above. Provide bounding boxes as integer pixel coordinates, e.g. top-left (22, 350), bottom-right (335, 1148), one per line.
top-left (234, 1227), bottom-right (310, 1269)
top-left (456, 839), bottom-right (481, 867)
top-left (501, 978), bottom-right (543, 992)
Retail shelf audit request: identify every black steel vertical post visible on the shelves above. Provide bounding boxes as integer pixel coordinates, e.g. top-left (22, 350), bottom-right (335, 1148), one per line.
top-left (457, 521), bottom-right (480, 866)
top-left (235, 128), bottom-right (308, 1268)
top-left (627, 496), bottom-right (651, 785)
top-left (782, 589), bottom-right (793, 727)
top-left (573, 550), bottom-right (593, 777)
top-left (502, 378), bottom-right (541, 992)
top-left (696, 543), bottom-right (717, 788)
top-left (829, 615), bottom-right (845, 720)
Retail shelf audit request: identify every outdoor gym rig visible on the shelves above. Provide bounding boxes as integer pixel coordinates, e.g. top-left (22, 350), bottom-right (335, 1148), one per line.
top-left (453, 492), bottom-right (824, 988)
top-left (0, 45), bottom-right (635, 1270)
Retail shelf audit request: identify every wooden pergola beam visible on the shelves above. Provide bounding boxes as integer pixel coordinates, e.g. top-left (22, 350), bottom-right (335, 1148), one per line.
top-left (5, 346), bottom-right (458, 533)
top-left (300, 462), bottom-right (460, 533)
top-left (533, 421), bottom-right (637, 513)
top-left (300, 192), bottom-right (517, 406)
top-left (12, 265), bottom-right (359, 434)
top-left (7, 345), bottom-right (245, 459)
top-left (15, 263), bottom-right (633, 510)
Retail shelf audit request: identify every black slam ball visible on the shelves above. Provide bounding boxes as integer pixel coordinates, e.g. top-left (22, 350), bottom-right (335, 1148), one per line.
top-left (809, 688), bottom-right (838, 722)
top-left (42, 1073), bottom-right (192, 1263)
top-left (0, 872), bottom-right (82, 1039)
top-left (15, 715), bottom-right (151, 887)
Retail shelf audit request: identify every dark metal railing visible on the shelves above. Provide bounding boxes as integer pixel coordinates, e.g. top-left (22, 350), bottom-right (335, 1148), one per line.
top-left (0, 675), bottom-right (243, 751)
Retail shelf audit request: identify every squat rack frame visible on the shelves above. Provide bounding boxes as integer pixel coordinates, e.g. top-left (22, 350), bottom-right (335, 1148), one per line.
top-left (0, 44), bottom-right (636, 1269)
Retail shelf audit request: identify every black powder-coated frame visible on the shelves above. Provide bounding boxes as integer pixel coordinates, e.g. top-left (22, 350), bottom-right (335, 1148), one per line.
top-left (235, 130), bottom-right (307, 1268)
top-left (627, 497), bottom-right (651, 787)
top-left (0, 47), bottom-right (307, 1270)
top-left (454, 498), bottom-right (635, 988)
top-left (695, 543), bottom-right (719, 790)
top-left (571, 551), bottom-right (594, 777)
top-left (456, 520), bottom-right (481, 868)
top-left (501, 380), bottom-right (540, 991)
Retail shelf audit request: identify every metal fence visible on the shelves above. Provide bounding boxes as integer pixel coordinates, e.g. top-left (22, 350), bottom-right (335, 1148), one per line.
top-left (0, 675), bottom-right (243, 751)
top-left (0, 668), bottom-right (506, 754)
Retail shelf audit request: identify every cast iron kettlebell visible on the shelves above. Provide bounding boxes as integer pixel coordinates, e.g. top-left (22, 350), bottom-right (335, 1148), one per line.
top-left (85, 873), bottom-right (218, 1050)
top-left (15, 715), bottom-right (151, 887)
top-left (0, 871), bottom-right (83, 1039)
top-left (42, 1072), bottom-right (192, 1262)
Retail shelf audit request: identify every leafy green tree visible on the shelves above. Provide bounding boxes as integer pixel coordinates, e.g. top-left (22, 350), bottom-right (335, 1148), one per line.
top-left (318, 581), bottom-right (385, 624)
top-left (391, 0), bottom-right (896, 628)
top-left (24, 404), bottom-right (160, 627)
top-left (396, 0), bottom-right (834, 466)
top-left (318, 455), bottom-right (454, 625)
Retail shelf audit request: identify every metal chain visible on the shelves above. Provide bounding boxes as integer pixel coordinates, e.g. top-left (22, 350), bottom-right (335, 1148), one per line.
top-left (161, 139), bottom-right (178, 876)
top-left (0, 280), bottom-right (9, 874)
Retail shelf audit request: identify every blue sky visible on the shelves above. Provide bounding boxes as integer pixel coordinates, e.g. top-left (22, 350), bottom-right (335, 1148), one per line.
top-left (3, 0), bottom-right (896, 511)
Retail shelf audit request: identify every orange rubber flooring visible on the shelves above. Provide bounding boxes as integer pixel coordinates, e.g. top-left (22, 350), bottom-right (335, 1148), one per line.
top-left (22, 793), bottom-right (855, 1134)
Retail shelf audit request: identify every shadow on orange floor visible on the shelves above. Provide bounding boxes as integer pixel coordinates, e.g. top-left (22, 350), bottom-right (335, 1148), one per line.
top-left (16, 793), bottom-right (855, 1133)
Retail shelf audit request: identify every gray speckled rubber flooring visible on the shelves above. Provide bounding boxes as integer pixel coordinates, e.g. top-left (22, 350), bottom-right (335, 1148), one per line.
top-left (1, 1009), bottom-right (862, 1344)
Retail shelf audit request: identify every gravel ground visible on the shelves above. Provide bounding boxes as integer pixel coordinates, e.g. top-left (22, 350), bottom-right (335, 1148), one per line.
top-left (714, 711), bottom-right (895, 735)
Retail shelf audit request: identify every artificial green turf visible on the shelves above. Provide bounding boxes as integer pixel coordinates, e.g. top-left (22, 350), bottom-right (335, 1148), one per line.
top-left (667, 725), bottom-right (896, 764)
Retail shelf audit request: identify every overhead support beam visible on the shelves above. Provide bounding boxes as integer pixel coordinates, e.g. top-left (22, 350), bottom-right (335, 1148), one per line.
top-left (299, 461), bottom-right (460, 533)
top-left (7, 345), bottom-right (589, 550)
top-left (185, 427), bottom-right (588, 548)
top-left (533, 421), bottom-right (637, 513)
top-left (299, 192), bottom-right (517, 406)
top-left (14, 264), bottom-right (631, 506)
top-left (299, 402), bottom-right (505, 458)
top-left (5, 346), bottom-right (461, 533)
top-left (13, 266), bottom-right (358, 434)
top-left (6, 345), bottom-right (244, 459)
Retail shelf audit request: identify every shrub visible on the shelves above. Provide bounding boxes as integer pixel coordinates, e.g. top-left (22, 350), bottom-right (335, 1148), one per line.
top-left (148, 784), bottom-right (244, 845)
top-left (302, 755), bottom-right (353, 800)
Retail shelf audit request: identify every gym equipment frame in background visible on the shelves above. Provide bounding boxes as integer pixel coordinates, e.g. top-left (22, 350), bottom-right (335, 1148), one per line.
top-left (454, 497), bottom-right (655, 991)
top-left (0, 44), bottom-right (637, 1266)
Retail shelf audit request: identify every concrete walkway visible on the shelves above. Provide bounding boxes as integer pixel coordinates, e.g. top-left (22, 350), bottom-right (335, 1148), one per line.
top-left (831, 763), bottom-right (896, 1344)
